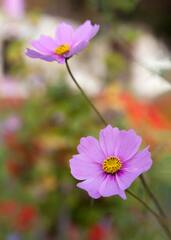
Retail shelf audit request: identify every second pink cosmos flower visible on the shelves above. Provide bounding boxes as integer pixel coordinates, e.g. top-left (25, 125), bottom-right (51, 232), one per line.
top-left (70, 125), bottom-right (152, 200)
top-left (26, 20), bottom-right (99, 64)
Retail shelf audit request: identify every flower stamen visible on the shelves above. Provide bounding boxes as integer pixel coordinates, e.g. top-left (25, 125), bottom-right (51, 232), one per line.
top-left (103, 157), bottom-right (122, 174)
top-left (55, 44), bottom-right (70, 56)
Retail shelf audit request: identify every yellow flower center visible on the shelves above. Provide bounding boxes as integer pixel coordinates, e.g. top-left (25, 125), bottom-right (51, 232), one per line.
top-left (103, 157), bottom-right (122, 174)
top-left (55, 44), bottom-right (70, 56)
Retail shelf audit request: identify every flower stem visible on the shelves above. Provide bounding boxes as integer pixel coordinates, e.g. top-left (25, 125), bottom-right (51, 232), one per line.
top-left (65, 58), bottom-right (170, 237)
top-left (127, 189), bottom-right (171, 239)
top-left (65, 59), bottom-right (107, 126)
top-left (140, 175), bottom-right (166, 218)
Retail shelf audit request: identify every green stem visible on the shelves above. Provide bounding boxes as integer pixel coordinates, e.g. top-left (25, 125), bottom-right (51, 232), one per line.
top-left (65, 58), bottom-right (171, 238)
top-left (127, 190), bottom-right (171, 239)
top-left (65, 59), bottom-right (106, 126)
top-left (140, 175), bottom-right (166, 218)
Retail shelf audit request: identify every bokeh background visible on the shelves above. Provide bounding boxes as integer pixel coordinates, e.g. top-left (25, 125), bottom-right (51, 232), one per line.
top-left (0, 0), bottom-right (171, 239)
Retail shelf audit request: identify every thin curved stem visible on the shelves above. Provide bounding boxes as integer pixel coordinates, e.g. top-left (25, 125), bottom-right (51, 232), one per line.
top-left (127, 190), bottom-right (171, 239)
top-left (65, 59), bottom-right (107, 126)
top-left (127, 190), bottom-right (160, 219)
top-left (140, 175), bottom-right (166, 218)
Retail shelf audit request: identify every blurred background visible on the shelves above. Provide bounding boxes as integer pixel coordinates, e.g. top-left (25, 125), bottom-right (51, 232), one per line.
top-left (0, 0), bottom-right (171, 239)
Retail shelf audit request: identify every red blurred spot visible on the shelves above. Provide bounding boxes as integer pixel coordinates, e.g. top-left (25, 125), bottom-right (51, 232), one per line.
top-left (88, 224), bottom-right (107, 240)
top-left (15, 205), bottom-right (37, 231)
top-left (120, 92), bottom-right (171, 130)
top-left (0, 201), bottom-right (38, 231)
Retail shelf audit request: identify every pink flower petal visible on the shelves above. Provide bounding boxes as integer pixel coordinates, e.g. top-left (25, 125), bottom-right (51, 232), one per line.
top-left (38, 35), bottom-right (57, 50)
top-left (31, 35), bottom-right (56, 54)
top-left (55, 22), bottom-right (73, 45)
top-left (31, 40), bottom-right (49, 54)
top-left (99, 175), bottom-right (126, 199)
top-left (99, 125), bottom-right (120, 157)
top-left (77, 174), bottom-right (105, 199)
top-left (70, 154), bottom-right (102, 180)
top-left (116, 129), bottom-right (142, 161)
top-left (116, 171), bottom-right (138, 190)
top-left (67, 41), bottom-right (88, 57)
top-left (77, 136), bottom-right (105, 163)
top-left (73, 20), bottom-right (99, 44)
top-left (116, 148), bottom-right (152, 190)
top-left (123, 147), bottom-right (152, 174)
top-left (25, 49), bottom-right (55, 62)
top-left (52, 54), bottom-right (65, 64)
top-left (89, 24), bottom-right (100, 39)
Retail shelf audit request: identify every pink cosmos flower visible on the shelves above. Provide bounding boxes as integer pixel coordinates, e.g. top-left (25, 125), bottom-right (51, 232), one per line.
top-left (26, 20), bottom-right (99, 64)
top-left (70, 125), bottom-right (152, 199)
top-left (3, 0), bottom-right (25, 18)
